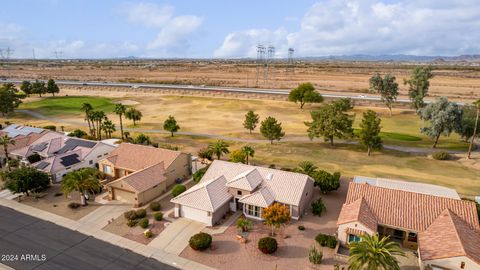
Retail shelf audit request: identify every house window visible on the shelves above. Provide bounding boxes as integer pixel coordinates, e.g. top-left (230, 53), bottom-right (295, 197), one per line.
top-left (97, 155), bottom-right (102, 158)
top-left (246, 205), bottom-right (261, 217)
top-left (103, 165), bottom-right (112, 174)
top-left (89, 160), bottom-right (93, 165)
top-left (237, 190), bottom-right (242, 196)
top-left (407, 232), bottom-right (417, 243)
top-left (461, 262), bottom-right (465, 269)
top-left (348, 234), bottom-right (361, 243)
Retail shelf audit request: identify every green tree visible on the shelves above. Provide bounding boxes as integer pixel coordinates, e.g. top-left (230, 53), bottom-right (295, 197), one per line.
top-left (260, 116), bottom-right (285, 144)
top-left (305, 99), bottom-right (354, 146)
top-left (0, 135), bottom-right (15, 168)
top-left (312, 170), bottom-right (341, 193)
top-left (241, 145), bottom-right (255, 164)
top-left (20, 80), bottom-right (32, 96)
top-left (297, 161), bottom-right (317, 176)
top-left (369, 74), bottom-right (398, 116)
top-left (208, 140), bottom-right (230, 160)
top-left (465, 99), bottom-right (480, 159)
top-left (229, 149), bottom-right (246, 163)
top-left (349, 234), bottom-right (405, 270)
top-left (113, 104), bottom-right (127, 141)
top-left (163, 115), bottom-right (180, 136)
top-left (419, 97), bottom-right (463, 148)
top-left (288, 82), bottom-right (323, 109)
top-left (0, 84), bottom-right (22, 117)
top-left (243, 110), bottom-right (260, 134)
top-left (5, 167), bottom-right (50, 198)
top-left (135, 133), bottom-right (151, 145)
top-left (61, 168), bottom-right (101, 205)
top-left (46, 79), bottom-right (60, 96)
top-left (404, 66), bottom-right (434, 110)
top-left (236, 218), bottom-right (253, 232)
top-left (68, 129), bottom-right (88, 138)
top-left (31, 80), bottom-right (46, 97)
top-left (125, 107), bottom-right (142, 126)
top-left (81, 103), bottom-right (94, 136)
top-left (358, 110), bottom-right (383, 156)
top-left (90, 110), bottom-right (106, 140)
top-left (101, 119), bottom-right (116, 139)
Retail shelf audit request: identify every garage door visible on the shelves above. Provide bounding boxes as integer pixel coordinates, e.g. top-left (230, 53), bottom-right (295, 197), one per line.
top-left (113, 188), bottom-right (136, 204)
top-left (180, 205), bottom-right (211, 225)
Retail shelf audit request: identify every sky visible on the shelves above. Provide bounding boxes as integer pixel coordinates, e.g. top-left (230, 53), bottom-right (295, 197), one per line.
top-left (1, 0), bottom-right (479, 59)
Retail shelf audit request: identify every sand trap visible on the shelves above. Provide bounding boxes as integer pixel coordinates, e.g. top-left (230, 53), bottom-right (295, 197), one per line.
top-left (115, 99), bottom-right (139, 105)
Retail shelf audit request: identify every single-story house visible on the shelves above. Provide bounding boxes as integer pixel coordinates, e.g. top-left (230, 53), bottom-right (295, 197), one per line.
top-left (101, 143), bottom-right (192, 206)
top-left (171, 160), bottom-right (314, 226)
top-left (337, 178), bottom-right (480, 270)
top-left (0, 125), bottom-right (52, 165)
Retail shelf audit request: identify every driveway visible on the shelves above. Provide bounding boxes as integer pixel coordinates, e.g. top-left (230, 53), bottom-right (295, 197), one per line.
top-left (148, 218), bottom-right (206, 255)
top-left (77, 201), bottom-right (132, 232)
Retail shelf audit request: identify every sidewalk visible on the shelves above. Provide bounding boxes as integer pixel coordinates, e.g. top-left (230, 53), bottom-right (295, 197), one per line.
top-left (0, 198), bottom-right (215, 270)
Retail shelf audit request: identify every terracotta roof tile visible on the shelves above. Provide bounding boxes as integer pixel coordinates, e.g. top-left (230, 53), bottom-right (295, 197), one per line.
top-left (337, 197), bottom-right (377, 231)
top-left (109, 162), bottom-right (167, 193)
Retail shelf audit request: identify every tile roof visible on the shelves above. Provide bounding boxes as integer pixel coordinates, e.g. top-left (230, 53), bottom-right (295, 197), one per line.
top-left (340, 182), bottom-right (479, 232)
top-left (171, 175), bottom-right (232, 212)
top-left (108, 162), bottom-right (167, 193)
top-left (226, 168), bottom-right (263, 191)
top-left (101, 143), bottom-right (182, 171)
top-left (337, 197), bottom-right (377, 231)
top-left (239, 186), bottom-right (275, 208)
top-left (0, 129), bottom-right (51, 158)
top-left (419, 209), bottom-right (480, 264)
top-left (34, 149), bottom-right (83, 173)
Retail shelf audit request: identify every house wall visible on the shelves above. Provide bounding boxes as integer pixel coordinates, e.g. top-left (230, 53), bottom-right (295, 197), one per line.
top-left (164, 153), bottom-right (192, 187)
top-left (211, 201), bottom-right (231, 226)
top-left (337, 222), bottom-right (375, 245)
top-left (421, 256), bottom-right (479, 270)
top-left (297, 178), bottom-right (314, 218)
top-left (98, 159), bottom-right (115, 177)
top-left (137, 182), bottom-right (167, 206)
top-left (51, 161), bottom-right (87, 183)
top-left (83, 144), bottom-right (116, 169)
top-left (107, 180), bottom-right (138, 205)
top-left (176, 204), bottom-right (213, 225)
top-left (227, 187), bottom-right (252, 198)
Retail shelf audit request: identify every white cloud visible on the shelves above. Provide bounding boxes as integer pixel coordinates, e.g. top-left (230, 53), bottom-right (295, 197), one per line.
top-left (147, 15), bottom-right (203, 50)
top-left (214, 0), bottom-right (480, 57)
top-left (121, 2), bottom-right (174, 28)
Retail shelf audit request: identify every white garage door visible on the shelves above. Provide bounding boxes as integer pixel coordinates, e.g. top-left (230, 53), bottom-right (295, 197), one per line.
top-left (113, 188), bottom-right (136, 204)
top-left (180, 205), bottom-right (211, 225)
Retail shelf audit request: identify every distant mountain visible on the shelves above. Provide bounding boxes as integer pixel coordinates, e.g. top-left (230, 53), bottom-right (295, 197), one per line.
top-left (297, 54), bottom-right (480, 62)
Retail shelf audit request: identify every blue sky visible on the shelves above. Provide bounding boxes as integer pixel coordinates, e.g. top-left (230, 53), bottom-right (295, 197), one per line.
top-left (1, 0), bottom-right (479, 58)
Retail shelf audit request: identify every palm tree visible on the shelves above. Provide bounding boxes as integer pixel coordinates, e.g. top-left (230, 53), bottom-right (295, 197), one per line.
top-left (241, 145), bottom-right (255, 164)
top-left (125, 107), bottom-right (142, 126)
top-left (90, 111), bottom-right (106, 140)
top-left (61, 168), bottom-right (101, 206)
top-left (0, 135), bottom-right (15, 169)
top-left (208, 140), bottom-right (230, 160)
top-left (467, 99), bottom-right (480, 159)
top-left (101, 119), bottom-right (116, 139)
top-left (348, 234), bottom-right (405, 270)
top-left (81, 103), bottom-right (94, 135)
top-left (297, 161), bottom-right (317, 176)
top-left (114, 104), bottom-right (127, 141)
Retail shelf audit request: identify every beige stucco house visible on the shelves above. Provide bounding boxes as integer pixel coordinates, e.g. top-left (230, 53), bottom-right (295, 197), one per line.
top-left (100, 143), bottom-right (191, 207)
top-left (171, 160), bottom-right (314, 226)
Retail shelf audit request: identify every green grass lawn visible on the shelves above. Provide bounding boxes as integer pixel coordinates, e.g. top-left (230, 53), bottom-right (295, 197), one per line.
top-left (20, 96), bottom-right (115, 116)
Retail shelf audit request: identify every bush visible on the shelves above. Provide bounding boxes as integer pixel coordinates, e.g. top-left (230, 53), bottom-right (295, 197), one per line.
top-left (298, 225), bottom-right (305, 231)
top-left (144, 230), bottom-right (153, 238)
top-left (315, 234), bottom-right (337, 249)
top-left (189, 232), bottom-right (212, 251)
top-left (68, 202), bottom-right (80, 209)
top-left (150, 201), bottom-right (161, 211)
top-left (138, 218), bottom-right (149, 228)
top-left (136, 209), bottom-right (147, 218)
top-left (311, 198), bottom-right (327, 216)
top-left (258, 237), bottom-right (278, 254)
top-left (43, 125), bottom-right (56, 131)
top-left (7, 159), bottom-right (19, 168)
top-left (127, 219), bottom-right (138, 227)
top-left (172, 184), bottom-right (187, 197)
top-left (124, 210), bottom-right (137, 220)
top-left (197, 148), bottom-right (213, 160)
top-left (312, 170), bottom-right (341, 193)
top-left (154, 212), bottom-right (163, 221)
top-left (236, 218), bottom-right (253, 232)
top-left (432, 151), bottom-right (450, 160)
top-left (308, 246), bottom-right (323, 264)
top-left (193, 167), bottom-right (208, 183)
top-left (68, 129), bottom-right (87, 138)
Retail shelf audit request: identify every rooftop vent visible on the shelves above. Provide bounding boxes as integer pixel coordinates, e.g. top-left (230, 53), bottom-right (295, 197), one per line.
top-left (266, 173), bottom-right (273, 181)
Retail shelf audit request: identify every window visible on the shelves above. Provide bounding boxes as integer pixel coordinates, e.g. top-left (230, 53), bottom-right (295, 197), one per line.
top-left (246, 205), bottom-right (261, 217)
top-left (407, 232), bottom-right (417, 243)
top-left (97, 155), bottom-right (102, 158)
top-left (237, 190), bottom-right (242, 196)
top-left (103, 165), bottom-right (112, 174)
top-left (348, 234), bottom-right (361, 243)
top-left (89, 160), bottom-right (93, 165)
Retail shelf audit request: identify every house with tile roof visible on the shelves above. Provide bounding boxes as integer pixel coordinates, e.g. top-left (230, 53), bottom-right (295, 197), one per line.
top-left (171, 160), bottom-right (314, 226)
top-left (337, 180), bottom-right (480, 270)
top-left (100, 143), bottom-right (192, 207)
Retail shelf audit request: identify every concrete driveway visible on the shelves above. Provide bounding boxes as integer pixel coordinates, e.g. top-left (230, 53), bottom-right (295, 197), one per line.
top-left (148, 218), bottom-right (206, 255)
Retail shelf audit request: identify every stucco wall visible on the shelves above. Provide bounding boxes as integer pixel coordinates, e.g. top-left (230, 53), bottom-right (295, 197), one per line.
top-left (211, 201), bottom-right (231, 226)
top-left (296, 177), bottom-right (314, 218)
top-left (137, 182), bottom-right (167, 206)
top-left (227, 187), bottom-right (252, 198)
top-left (421, 256), bottom-right (480, 270)
top-left (164, 153), bottom-right (192, 187)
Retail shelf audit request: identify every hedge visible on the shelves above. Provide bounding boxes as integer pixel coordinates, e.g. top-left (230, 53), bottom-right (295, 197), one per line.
top-left (172, 184), bottom-right (187, 197)
top-left (189, 232), bottom-right (212, 251)
top-left (258, 237), bottom-right (278, 254)
top-left (315, 233), bottom-right (337, 249)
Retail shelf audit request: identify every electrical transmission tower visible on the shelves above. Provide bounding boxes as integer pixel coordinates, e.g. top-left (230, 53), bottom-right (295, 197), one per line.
top-left (266, 45), bottom-right (275, 82)
top-left (255, 44), bottom-right (266, 86)
top-left (53, 50), bottom-right (64, 59)
top-left (0, 47), bottom-right (14, 60)
top-left (286, 48), bottom-right (295, 74)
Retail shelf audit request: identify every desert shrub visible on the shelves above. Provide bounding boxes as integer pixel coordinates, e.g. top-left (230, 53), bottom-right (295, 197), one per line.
top-left (308, 246), bottom-right (323, 264)
top-left (432, 151), bottom-right (450, 160)
top-left (127, 219), bottom-right (137, 227)
top-left (138, 218), bottom-right (149, 228)
top-left (197, 147), bottom-right (212, 160)
top-left (43, 125), bottom-right (56, 131)
top-left (149, 201), bottom-right (161, 211)
top-left (189, 232), bottom-right (212, 251)
top-left (135, 209), bottom-right (147, 218)
top-left (172, 184), bottom-right (187, 197)
top-left (315, 233), bottom-right (337, 249)
top-left (68, 202), bottom-right (80, 209)
top-left (144, 230), bottom-right (153, 238)
top-left (68, 129), bottom-right (87, 138)
top-left (154, 212), bottom-right (163, 221)
top-left (311, 198), bottom-right (327, 216)
top-left (124, 210), bottom-right (137, 220)
top-left (236, 218), bottom-right (253, 232)
top-left (193, 167), bottom-right (208, 183)
top-left (298, 225), bottom-right (305, 231)
top-left (258, 237), bottom-right (278, 254)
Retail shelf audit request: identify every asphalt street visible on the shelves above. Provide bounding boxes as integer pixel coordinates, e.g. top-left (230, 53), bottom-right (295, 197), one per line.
top-left (0, 206), bottom-right (177, 270)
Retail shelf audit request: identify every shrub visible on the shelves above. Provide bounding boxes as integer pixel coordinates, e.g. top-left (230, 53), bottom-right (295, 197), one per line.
top-left (197, 147), bottom-right (213, 160)
top-left (154, 212), bottom-right (163, 221)
top-left (298, 225), bottom-right (305, 231)
top-left (124, 210), bottom-right (137, 220)
top-left (308, 246), bottom-right (323, 264)
top-left (144, 230), bottom-right (153, 238)
top-left (43, 125), bottom-right (56, 131)
top-left (172, 184), bottom-right (187, 197)
top-left (432, 151), bottom-right (450, 160)
top-left (236, 218), bottom-right (253, 232)
top-left (7, 159), bottom-right (19, 168)
top-left (193, 167), bottom-right (208, 183)
top-left (150, 201), bottom-right (161, 211)
top-left (127, 219), bottom-right (137, 227)
top-left (315, 233), bottom-right (337, 249)
top-left (311, 198), bottom-right (327, 216)
top-left (138, 218), bottom-right (149, 228)
top-left (68, 202), bottom-right (80, 209)
top-left (189, 232), bottom-right (212, 251)
top-left (258, 237), bottom-right (278, 254)
top-left (312, 170), bottom-right (341, 193)
top-left (136, 209), bottom-right (147, 218)
top-left (68, 129), bottom-right (87, 138)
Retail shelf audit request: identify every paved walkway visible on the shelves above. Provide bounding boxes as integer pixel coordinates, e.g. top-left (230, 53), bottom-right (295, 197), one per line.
top-left (203, 212), bottom-right (241, 235)
top-left (149, 218), bottom-right (206, 255)
top-left (77, 202), bottom-right (132, 230)
top-left (0, 189), bottom-right (18, 200)
top-left (0, 198), bottom-right (215, 270)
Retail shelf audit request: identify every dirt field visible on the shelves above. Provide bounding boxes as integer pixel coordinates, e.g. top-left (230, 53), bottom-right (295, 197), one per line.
top-left (2, 60), bottom-right (480, 101)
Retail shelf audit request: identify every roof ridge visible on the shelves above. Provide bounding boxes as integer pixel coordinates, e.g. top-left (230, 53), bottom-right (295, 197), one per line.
top-left (443, 209), bottom-right (469, 256)
top-left (121, 161), bottom-right (165, 180)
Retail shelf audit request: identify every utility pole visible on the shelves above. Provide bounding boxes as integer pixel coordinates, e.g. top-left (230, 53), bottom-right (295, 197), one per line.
top-left (286, 48), bottom-right (295, 74)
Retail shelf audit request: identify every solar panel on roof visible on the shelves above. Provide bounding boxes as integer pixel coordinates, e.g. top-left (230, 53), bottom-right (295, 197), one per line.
top-left (56, 139), bottom-right (96, 154)
top-left (36, 161), bottom-right (50, 170)
top-left (32, 142), bottom-right (48, 152)
top-left (60, 154), bottom-right (81, 167)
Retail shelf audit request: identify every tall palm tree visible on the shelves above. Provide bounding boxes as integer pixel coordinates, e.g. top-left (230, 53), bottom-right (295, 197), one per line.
top-left (297, 161), bottom-right (317, 176)
top-left (125, 107), bottom-right (142, 126)
top-left (467, 99), bottom-right (480, 159)
top-left (101, 119), bottom-right (116, 139)
top-left (0, 135), bottom-right (15, 168)
top-left (208, 140), bottom-right (230, 160)
top-left (90, 111), bottom-right (106, 140)
top-left (241, 145), bottom-right (255, 164)
top-left (348, 234), bottom-right (405, 270)
top-left (81, 103), bottom-right (94, 135)
top-left (61, 168), bottom-right (101, 206)
top-left (114, 104), bottom-right (127, 141)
